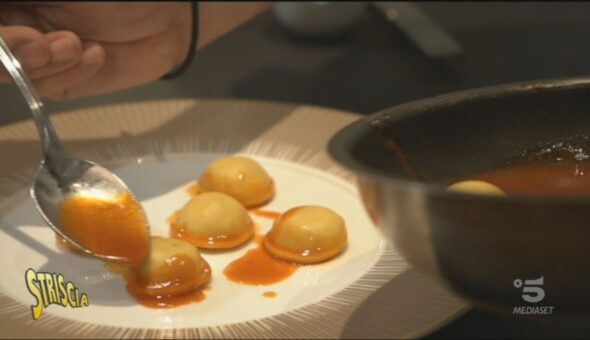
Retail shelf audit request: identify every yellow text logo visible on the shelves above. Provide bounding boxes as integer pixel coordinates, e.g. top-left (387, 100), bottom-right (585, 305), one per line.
top-left (25, 268), bottom-right (89, 320)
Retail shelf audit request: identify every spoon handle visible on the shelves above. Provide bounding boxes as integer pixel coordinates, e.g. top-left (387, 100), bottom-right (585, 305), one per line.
top-left (0, 34), bottom-right (66, 163)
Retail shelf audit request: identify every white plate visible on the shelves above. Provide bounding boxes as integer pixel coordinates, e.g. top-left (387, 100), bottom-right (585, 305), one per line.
top-left (0, 99), bottom-right (467, 339)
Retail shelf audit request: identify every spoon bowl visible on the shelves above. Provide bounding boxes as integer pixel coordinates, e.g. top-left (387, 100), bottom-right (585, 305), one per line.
top-left (0, 33), bottom-right (150, 262)
top-left (31, 157), bottom-right (143, 262)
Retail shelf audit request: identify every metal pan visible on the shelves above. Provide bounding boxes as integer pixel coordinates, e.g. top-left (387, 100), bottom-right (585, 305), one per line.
top-left (329, 76), bottom-right (590, 317)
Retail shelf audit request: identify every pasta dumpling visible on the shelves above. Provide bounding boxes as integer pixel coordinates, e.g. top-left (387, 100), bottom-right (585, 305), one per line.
top-left (447, 180), bottom-right (505, 196)
top-left (173, 192), bottom-right (254, 249)
top-left (198, 156), bottom-right (275, 208)
top-left (125, 237), bottom-right (211, 299)
top-left (264, 206), bottom-right (347, 264)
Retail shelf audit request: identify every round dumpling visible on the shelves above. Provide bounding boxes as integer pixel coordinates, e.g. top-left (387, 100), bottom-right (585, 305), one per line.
top-left (447, 180), bottom-right (505, 196)
top-left (264, 206), bottom-right (347, 264)
top-left (125, 237), bottom-right (211, 298)
top-left (173, 192), bottom-right (254, 249)
top-left (198, 156), bottom-right (275, 208)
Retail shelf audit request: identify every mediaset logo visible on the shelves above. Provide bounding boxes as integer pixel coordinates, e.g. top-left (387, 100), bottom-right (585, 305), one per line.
top-left (512, 276), bottom-right (554, 315)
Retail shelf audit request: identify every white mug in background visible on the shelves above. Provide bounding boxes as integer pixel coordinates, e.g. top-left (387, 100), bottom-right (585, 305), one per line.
top-left (273, 2), bottom-right (367, 37)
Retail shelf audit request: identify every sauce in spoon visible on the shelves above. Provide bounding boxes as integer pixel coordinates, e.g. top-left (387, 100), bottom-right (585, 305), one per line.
top-left (59, 191), bottom-right (150, 267)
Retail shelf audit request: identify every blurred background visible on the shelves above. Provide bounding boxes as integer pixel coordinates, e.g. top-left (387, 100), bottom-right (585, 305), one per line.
top-left (2, 2), bottom-right (590, 338)
top-left (3, 2), bottom-right (590, 126)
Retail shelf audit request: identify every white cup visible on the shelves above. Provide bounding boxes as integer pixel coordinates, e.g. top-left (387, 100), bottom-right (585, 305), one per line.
top-left (273, 2), bottom-right (367, 37)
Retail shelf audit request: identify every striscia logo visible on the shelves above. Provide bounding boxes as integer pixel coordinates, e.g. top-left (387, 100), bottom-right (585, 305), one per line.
top-left (25, 268), bottom-right (89, 320)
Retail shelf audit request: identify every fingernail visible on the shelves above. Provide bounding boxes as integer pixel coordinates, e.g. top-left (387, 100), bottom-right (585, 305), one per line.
top-left (50, 38), bottom-right (79, 63)
top-left (14, 42), bottom-right (46, 67)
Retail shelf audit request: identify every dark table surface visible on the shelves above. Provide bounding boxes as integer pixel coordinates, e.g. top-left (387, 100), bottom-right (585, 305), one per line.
top-left (2, 2), bottom-right (590, 338)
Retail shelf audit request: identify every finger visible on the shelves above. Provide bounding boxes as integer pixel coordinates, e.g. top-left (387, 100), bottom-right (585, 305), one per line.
top-left (0, 30), bottom-right (82, 82)
top-left (0, 25), bottom-right (50, 68)
top-left (54, 27), bottom-right (183, 100)
top-left (35, 42), bottom-right (105, 100)
top-left (0, 58), bottom-right (79, 83)
top-left (45, 30), bottom-right (82, 63)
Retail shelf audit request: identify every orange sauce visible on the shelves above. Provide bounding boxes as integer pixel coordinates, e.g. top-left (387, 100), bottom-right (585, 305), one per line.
top-left (59, 191), bottom-right (149, 266)
top-left (58, 188), bottom-right (210, 309)
top-left (470, 161), bottom-right (590, 195)
top-left (185, 182), bottom-right (201, 197)
top-left (249, 209), bottom-right (281, 220)
top-left (224, 245), bottom-right (298, 285)
top-left (125, 252), bottom-right (211, 308)
top-left (263, 291), bottom-right (277, 298)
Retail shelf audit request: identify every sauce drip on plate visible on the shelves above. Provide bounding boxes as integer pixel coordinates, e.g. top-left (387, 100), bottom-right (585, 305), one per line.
top-left (224, 245), bottom-right (298, 285)
top-left (59, 191), bottom-right (149, 266)
top-left (263, 291), bottom-right (277, 298)
top-left (224, 208), bottom-right (298, 285)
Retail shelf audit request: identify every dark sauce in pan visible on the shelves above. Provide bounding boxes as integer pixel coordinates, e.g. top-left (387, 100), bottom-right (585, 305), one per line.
top-left (378, 126), bottom-right (590, 195)
top-left (457, 136), bottom-right (590, 196)
top-left (470, 162), bottom-right (590, 195)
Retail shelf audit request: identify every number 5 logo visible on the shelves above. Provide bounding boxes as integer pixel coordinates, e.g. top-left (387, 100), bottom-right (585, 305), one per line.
top-left (514, 276), bottom-right (545, 303)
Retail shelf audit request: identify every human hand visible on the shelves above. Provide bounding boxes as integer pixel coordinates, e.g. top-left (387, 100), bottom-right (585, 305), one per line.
top-left (0, 2), bottom-right (192, 100)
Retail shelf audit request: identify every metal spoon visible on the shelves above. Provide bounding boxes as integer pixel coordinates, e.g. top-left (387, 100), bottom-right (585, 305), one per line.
top-left (0, 34), bottom-right (149, 262)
